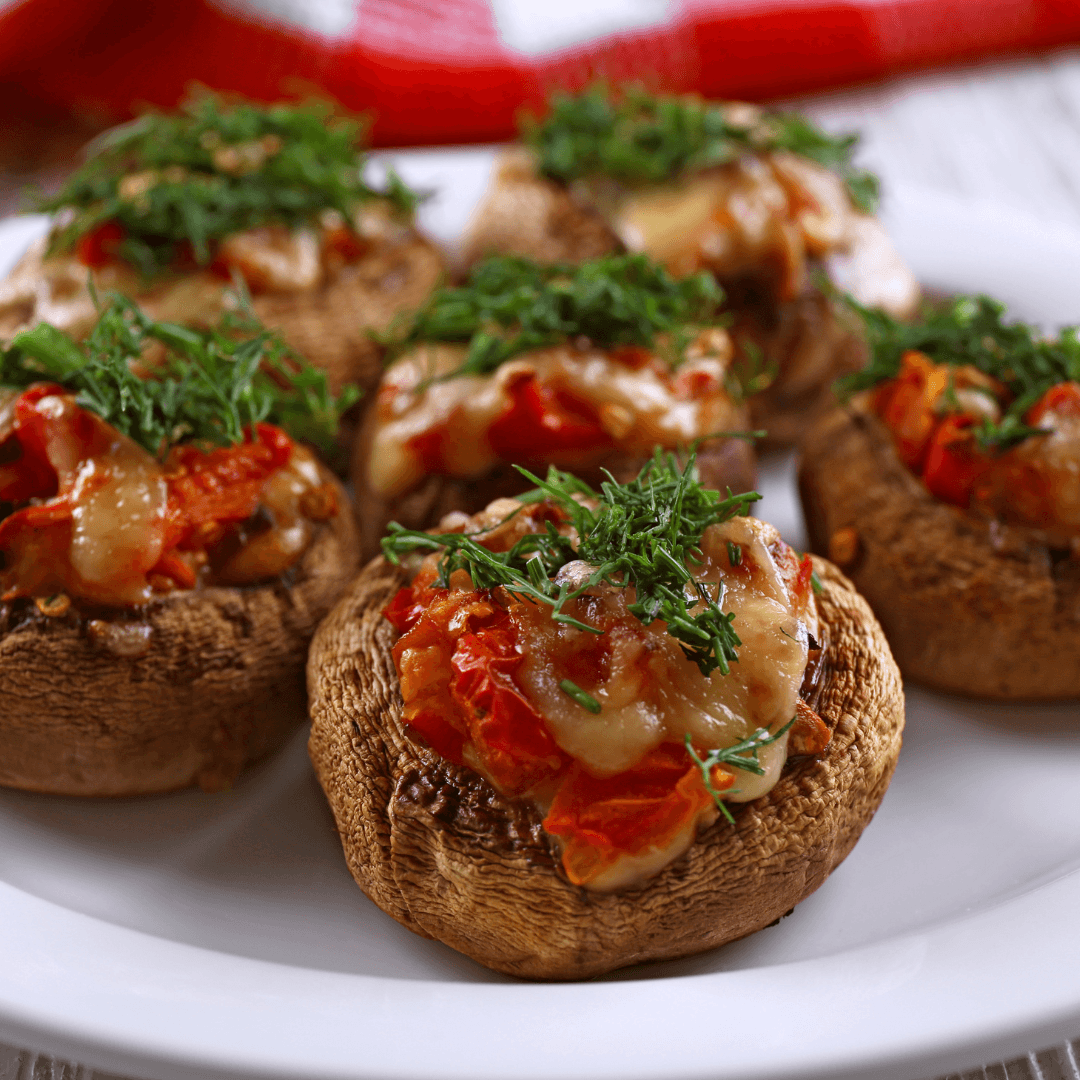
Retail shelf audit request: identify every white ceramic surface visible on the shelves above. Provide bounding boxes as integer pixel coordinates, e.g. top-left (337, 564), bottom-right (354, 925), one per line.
top-left (2, 162), bottom-right (1080, 1080)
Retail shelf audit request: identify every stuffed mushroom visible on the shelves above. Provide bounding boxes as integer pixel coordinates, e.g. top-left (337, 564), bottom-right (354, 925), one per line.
top-left (461, 87), bottom-right (920, 446)
top-left (0, 95), bottom-right (442, 395)
top-left (800, 295), bottom-right (1080, 698)
top-left (0, 297), bottom-right (360, 795)
top-left (353, 253), bottom-right (759, 558)
top-left (308, 454), bottom-right (904, 978)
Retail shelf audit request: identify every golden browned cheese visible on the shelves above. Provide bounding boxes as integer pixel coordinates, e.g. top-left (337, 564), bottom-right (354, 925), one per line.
top-left (0, 203), bottom-right (443, 394)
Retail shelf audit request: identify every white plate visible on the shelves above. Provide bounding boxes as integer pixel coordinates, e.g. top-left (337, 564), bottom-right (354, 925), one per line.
top-left (2, 160), bottom-right (1080, 1080)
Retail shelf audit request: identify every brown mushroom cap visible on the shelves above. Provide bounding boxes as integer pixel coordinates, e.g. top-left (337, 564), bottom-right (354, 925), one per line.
top-left (800, 400), bottom-right (1080, 699)
top-left (307, 552), bottom-right (904, 979)
top-left (459, 155), bottom-right (869, 450)
top-left (0, 233), bottom-right (443, 396)
top-left (0, 470), bottom-right (360, 797)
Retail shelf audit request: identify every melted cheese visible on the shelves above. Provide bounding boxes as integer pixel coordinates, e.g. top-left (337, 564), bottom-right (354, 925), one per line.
top-left (569, 150), bottom-right (919, 317)
top-left (367, 334), bottom-right (737, 499)
top-left (512, 516), bottom-right (813, 780)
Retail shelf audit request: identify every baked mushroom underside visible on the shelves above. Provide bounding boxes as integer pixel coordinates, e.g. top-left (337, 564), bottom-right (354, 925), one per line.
top-left (799, 403), bottom-right (1080, 699)
top-left (0, 476), bottom-right (360, 797)
top-left (307, 554), bottom-right (904, 980)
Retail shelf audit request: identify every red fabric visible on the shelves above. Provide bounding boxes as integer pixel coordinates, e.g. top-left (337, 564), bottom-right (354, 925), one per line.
top-left (2, 0), bottom-right (1080, 147)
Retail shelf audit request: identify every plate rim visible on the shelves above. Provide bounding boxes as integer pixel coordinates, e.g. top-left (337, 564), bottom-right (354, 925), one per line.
top-left (3, 182), bottom-right (1080, 1080)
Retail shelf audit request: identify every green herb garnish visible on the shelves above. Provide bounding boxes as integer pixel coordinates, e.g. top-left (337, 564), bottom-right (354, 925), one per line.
top-left (840, 294), bottom-right (1080, 450)
top-left (559, 679), bottom-right (602, 714)
top-left (32, 94), bottom-right (417, 279)
top-left (383, 449), bottom-right (761, 678)
top-left (0, 294), bottom-right (359, 457)
top-left (525, 86), bottom-right (879, 214)
top-left (385, 253), bottom-right (727, 377)
top-left (685, 718), bottom-right (795, 822)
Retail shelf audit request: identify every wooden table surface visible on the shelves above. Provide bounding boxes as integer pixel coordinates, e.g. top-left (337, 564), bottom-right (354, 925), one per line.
top-left (4, 50), bottom-right (1080, 1080)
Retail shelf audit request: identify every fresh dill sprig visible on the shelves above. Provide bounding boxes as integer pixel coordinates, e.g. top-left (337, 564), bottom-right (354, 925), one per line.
top-left (384, 253), bottom-right (727, 376)
top-left (839, 294), bottom-right (1080, 450)
top-left (382, 449), bottom-right (761, 678)
top-left (0, 294), bottom-right (359, 457)
top-left (684, 718), bottom-right (795, 822)
top-left (32, 94), bottom-right (417, 278)
top-left (524, 86), bottom-right (879, 214)
top-left (559, 679), bottom-right (601, 714)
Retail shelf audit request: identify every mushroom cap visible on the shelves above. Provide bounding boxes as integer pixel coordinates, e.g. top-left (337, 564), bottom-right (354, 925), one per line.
top-left (0, 469), bottom-right (360, 796)
top-left (800, 400), bottom-right (1080, 699)
top-left (307, 552), bottom-right (904, 979)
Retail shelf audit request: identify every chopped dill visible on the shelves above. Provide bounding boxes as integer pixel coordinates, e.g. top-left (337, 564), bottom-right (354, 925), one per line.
top-left (559, 679), bottom-right (602, 714)
top-left (383, 449), bottom-right (761, 678)
top-left (839, 294), bottom-right (1080, 451)
top-left (726, 541), bottom-right (742, 566)
top-left (383, 253), bottom-right (727, 376)
top-left (685, 718), bottom-right (795, 822)
top-left (0, 294), bottom-right (359, 457)
top-left (524, 86), bottom-right (879, 214)
top-left (32, 94), bottom-right (417, 278)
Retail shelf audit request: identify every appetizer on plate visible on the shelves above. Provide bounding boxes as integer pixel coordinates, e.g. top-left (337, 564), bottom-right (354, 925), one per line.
top-left (0, 95), bottom-right (442, 393)
top-left (0, 297), bottom-right (359, 795)
top-left (353, 252), bottom-right (759, 558)
top-left (800, 296), bottom-right (1080, 698)
top-left (461, 87), bottom-right (920, 446)
top-left (309, 454), bottom-right (904, 978)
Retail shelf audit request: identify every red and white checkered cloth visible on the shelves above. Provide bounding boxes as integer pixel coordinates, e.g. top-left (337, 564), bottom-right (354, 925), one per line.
top-left (1, 0), bottom-right (1079, 145)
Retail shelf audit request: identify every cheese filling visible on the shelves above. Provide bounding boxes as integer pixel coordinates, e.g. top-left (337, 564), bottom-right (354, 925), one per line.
top-left (367, 332), bottom-right (738, 499)
top-left (387, 500), bottom-right (823, 892)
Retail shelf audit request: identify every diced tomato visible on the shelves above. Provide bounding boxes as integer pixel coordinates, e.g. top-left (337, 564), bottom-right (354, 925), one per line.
top-left (76, 221), bottom-right (126, 268)
top-left (450, 624), bottom-right (566, 795)
top-left (543, 742), bottom-right (733, 887)
top-left (406, 428), bottom-right (446, 474)
top-left (383, 584), bottom-right (427, 634)
top-left (607, 345), bottom-right (654, 370)
top-left (162, 424), bottom-right (293, 551)
top-left (920, 414), bottom-right (992, 507)
top-left (322, 225), bottom-right (367, 263)
top-left (874, 350), bottom-right (945, 470)
top-left (1026, 381), bottom-right (1080, 426)
top-left (793, 553), bottom-right (813, 601)
top-left (487, 372), bottom-right (608, 460)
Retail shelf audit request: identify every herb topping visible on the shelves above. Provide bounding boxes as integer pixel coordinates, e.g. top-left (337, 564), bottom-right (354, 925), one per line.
top-left (382, 449), bottom-right (761, 678)
top-left (384, 253), bottom-right (727, 377)
top-left (525, 87), bottom-right (879, 213)
top-left (841, 294), bottom-right (1080, 450)
top-left (685, 719), bottom-right (794, 821)
top-left (34, 95), bottom-right (417, 278)
top-left (0, 295), bottom-right (359, 457)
